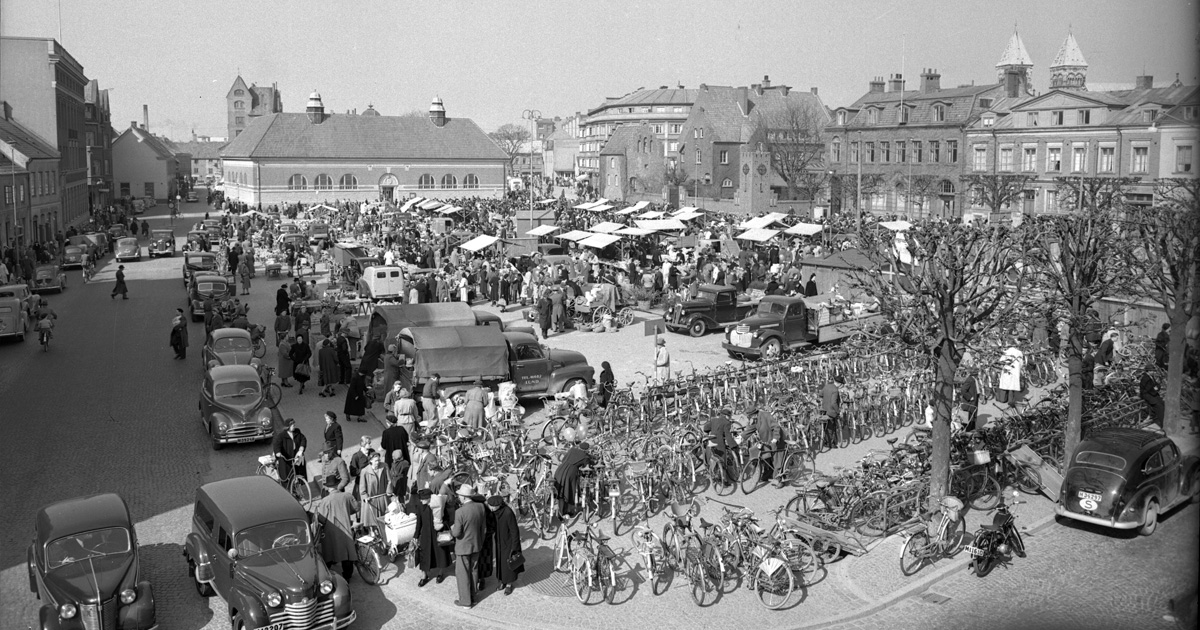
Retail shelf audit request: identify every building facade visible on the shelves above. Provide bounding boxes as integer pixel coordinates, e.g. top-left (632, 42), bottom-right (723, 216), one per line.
top-left (578, 86), bottom-right (697, 176)
top-left (227, 76), bottom-right (283, 140)
top-left (176, 140), bottom-right (224, 181)
top-left (0, 37), bottom-right (90, 230)
top-left (963, 37), bottom-right (1199, 216)
top-left (112, 122), bottom-right (180, 201)
top-left (1, 106), bottom-right (62, 246)
top-left (84, 80), bottom-right (114, 212)
top-left (219, 94), bottom-right (509, 206)
top-left (598, 123), bottom-right (665, 201)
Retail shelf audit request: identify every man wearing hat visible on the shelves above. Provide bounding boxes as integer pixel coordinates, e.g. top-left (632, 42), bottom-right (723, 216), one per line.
top-left (702, 409), bottom-right (739, 487)
top-left (553, 435), bottom-right (592, 518)
top-left (450, 483), bottom-right (486, 608)
top-left (310, 474), bottom-right (358, 580)
top-left (381, 413), bottom-right (411, 470)
top-left (170, 308), bottom-right (188, 359)
top-left (317, 441), bottom-right (350, 493)
top-left (654, 337), bottom-right (671, 384)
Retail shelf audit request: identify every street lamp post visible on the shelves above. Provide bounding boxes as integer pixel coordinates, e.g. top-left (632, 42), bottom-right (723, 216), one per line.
top-left (521, 109), bottom-right (541, 229)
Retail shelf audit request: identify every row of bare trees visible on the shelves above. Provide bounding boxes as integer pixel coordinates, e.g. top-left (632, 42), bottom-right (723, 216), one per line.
top-left (851, 176), bottom-right (1199, 504)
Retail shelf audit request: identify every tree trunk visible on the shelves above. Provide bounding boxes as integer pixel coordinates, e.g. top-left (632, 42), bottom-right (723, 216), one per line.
top-left (1064, 337), bottom-right (1084, 461)
top-left (929, 347), bottom-right (957, 508)
top-left (1164, 314), bottom-right (1191, 436)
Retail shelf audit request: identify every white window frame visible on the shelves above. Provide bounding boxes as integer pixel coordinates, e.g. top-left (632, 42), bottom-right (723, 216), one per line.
top-left (719, 150), bottom-right (729, 164)
top-left (1046, 145), bottom-right (1062, 172)
top-left (1131, 145), bottom-right (1149, 173)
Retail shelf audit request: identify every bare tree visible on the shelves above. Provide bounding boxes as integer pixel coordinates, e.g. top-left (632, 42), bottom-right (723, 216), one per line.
top-left (1125, 178), bottom-right (1200, 436)
top-left (962, 173), bottom-right (1035, 219)
top-left (1029, 177), bottom-right (1137, 460)
top-left (851, 221), bottom-right (1034, 505)
top-left (752, 99), bottom-right (830, 202)
top-left (662, 160), bottom-right (691, 189)
top-left (488, 123), bottom-right (531, 170)
top-left (904, 174), bottom-right (940, 219)
top-left (397, 109), bottom-right (428, 118)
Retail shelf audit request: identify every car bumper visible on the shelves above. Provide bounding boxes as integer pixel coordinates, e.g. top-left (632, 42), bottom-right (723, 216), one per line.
top-left (213, 430), bottom-right (273, 445)
top-left (62, 261), bottom-right (83, 269)
top-left (1054, 504), bottom-right (1140, 529)
top-left (722, 341), bottom-right (764, 357)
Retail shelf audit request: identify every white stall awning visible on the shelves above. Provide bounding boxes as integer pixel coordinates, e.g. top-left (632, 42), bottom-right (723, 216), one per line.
top-left (578, 233), bottom-right (622, 249)
top-left (537, 198), bottom-right (558, 205)
top-left (399, 197), bottom-right (425, 211)
top-left (616, 227), bottom-right (655, 236)
top-left (589, 204), bottom-right (614, 213)
top-left (674, 210), bottom-right (704, 221)
top-left (589, 222), bottom-right (625, 234)
top-left (616, 201), bottom-right (650, 215)
top-left (879, 220), bottom-right (913, 231)
top-left (635, 218), bottom-right (687, 231)
top-left (672, 206), bottom-right (699, 215)
top-left (458, 235), bottom-right (500, 252)
top-left (637, 210), bottom-right (665, 219)
top-left (525, 225), bottom-right (560, 237)
top-left (439, 205), bottom-right (461, 215)
top-left (557, 230), bottom-right (593, 241)
top-left (736, 228), bottom-right (780, 242)
top-left (784, 222), bottom-right (824, 236)
top-left (738, 212), bottom-right (790, 230)
top-left (573, 201), bottom-right (598, 210)
top-left (418, 199), bottom-right (443, 210)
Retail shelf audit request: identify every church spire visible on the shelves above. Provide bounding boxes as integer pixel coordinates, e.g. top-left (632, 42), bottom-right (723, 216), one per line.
top-left (996, 28), bottom-right (1034, 97)
top-left (1050, 30), bottom-right (1088, 90)
top-left (996, 28), bottom-right (1033, 68)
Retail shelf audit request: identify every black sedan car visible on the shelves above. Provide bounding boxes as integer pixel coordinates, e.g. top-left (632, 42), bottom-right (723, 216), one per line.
top-left (1056, 428), bottom-right (1200, 535)
top-left (26, 493), bottom-right (157, 630)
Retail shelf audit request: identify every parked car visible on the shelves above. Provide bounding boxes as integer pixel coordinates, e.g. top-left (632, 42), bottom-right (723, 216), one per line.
top-left (107, 225), bottom-right (129, 241)
top-left (1056, 428), bottom-right (1200, 535)
top-left (356, 266), bottom-right (406, 301)
top-left (0, 295), bottom-right (30, 342)
top-left (203, 328), bottom-right (256, 367)
top-left (187, 274), bottom-right (231, 322)
top-left (183, 476), bottom-right (356, 627)
top-left (722, 295), bottom-right (883, 360)
top-left (32, 264), bottom-right (66, 294)
top-left (61, 245), bottom-right (87, 269)
top-left (0, 283), bottom-right (37, 320)
top-left (666, 284), bottom-right (758, 337)
top-left (149, 229), bottom-right (175, 258)
top-left (278, 222), bottom-right (301, 236)
top-left (198, 364), bottom-right (279, 449)
top-left (26, 493), bottom-right (158, 630)
top-left (186, 191), bottom-right (198, 202)
top-left (183, 252), bottom-right (219, 288)
top-left (307, 221), bottom-right (330, 244)
top-left (114, 237), bottom-right (141, 263)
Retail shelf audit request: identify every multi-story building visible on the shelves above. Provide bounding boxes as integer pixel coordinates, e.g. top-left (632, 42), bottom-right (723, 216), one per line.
top-left (0, 109), bottom-right (61, 245)
top-left (219, 94), bottom-right (508, 205)
top-left (577, 86), bottom-right (697, 177)
top-left (84, 79), bottom-right (113, 212)
top-left (112, 122), bottom-right (181, 202)
top-left (176, 139), bottom-right (224, 182)
top-left (543, 113), bottom-right (583, 179)
top-left (598, 123), bottom-right (665, 201)
top-left (227, 76), bottom-right (283, 140)
top-left (0, 37), bottom-right (90, 231)
top-left (963, 33), bottom-right (1199, 216)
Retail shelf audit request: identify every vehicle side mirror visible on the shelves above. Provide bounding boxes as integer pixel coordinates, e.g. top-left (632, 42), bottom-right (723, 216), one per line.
top-left (226, 548), bottom-right (238, 561)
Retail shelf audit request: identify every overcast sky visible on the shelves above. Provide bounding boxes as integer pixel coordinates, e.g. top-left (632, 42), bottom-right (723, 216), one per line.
top-left (3, 0), bottom-right (1197, 142)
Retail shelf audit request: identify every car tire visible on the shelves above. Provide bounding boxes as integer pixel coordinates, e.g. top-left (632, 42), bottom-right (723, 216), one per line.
top-left (1138, 499), bottom-right (1159, 536)
top-left (190, 561), bottom-right (214, 597)
top-left (688, 319), bottom-right (707, 337)
top-left (761, 338), bottom-right (782, 360)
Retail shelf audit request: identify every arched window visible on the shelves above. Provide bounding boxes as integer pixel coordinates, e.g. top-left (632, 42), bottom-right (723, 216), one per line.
top-left (441, 174), bottom-right (458, 189)
top-left (940, 180), bottom-right (956, 194)
top-left (339, 174), bottom-right (357, 190)
top-left (314, 174), bottom-right (333, 190)
top-left (463, 174), bottom-right (479, 189)
top-left (288, 174), bottom-right (307, 190)
top-left (418, 174), bottom-right (434, 189)
top-left (234, 89), bottom-right (244, 96)
top-left (234, 100), bottom-right (245, 109)
top-left (721, 178), bottom-right (734, 188)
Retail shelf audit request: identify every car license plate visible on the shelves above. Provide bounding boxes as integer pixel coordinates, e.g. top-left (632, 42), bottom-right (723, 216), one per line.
top-left (234, 437), bottom-right (257, 443)
top-left (963, 545), bottom-right (983, 557)
top-left (1077, 491), bottom-right (1101, 502)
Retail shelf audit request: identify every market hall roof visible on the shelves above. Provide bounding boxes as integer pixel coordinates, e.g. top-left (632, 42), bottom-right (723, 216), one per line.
top-left (219, 112), bottom-right (509, 161)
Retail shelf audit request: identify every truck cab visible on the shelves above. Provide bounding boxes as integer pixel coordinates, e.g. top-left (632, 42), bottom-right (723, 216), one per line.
top-left (722, 295), bottom-right (881, 360)
top-left (666, 284), bottom-right (758, 337)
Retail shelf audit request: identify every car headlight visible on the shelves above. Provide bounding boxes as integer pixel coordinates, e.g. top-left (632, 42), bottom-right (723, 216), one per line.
top-left (59, 603), bottom-right (77, 619)
top-left (258, 409), bottom-right (274, 429)
top-left (265, 591), bottom-right (282, 608)
top-left (120, 588), bottom-right (137, 604)
top-left (214, 413), bottom-right (232, 434)
top-left (319, 579), bottom-right (334, 595)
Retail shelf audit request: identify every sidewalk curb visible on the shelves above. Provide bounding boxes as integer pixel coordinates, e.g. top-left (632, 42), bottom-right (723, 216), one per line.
top-left (791, 510), bottom-right (1062, 630)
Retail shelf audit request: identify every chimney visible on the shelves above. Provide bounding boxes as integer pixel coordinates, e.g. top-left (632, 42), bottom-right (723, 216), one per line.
top-left (2, 101), bottom-right (11, 121)
top-left (306, 90), bottom-right (326, 124)
top-left (1135, 75), bottom-right (1154, 89)
top-left (762, 75), bottom-right (771, 89)
top-left (429, 96), bottom-right (446, 127)
top-left (143, 104), bottom-right (149, 131)
top-left (887, 74), bottom-right (905, 93)
top-left (737, 86), bottom-right (750, 115)
top-left (869, 77), bottom-right (885, 93)
top-left (753, 83), bottom-right (764, 96)
top-left (808, 87), bottom-right (816, 95)
top-left (780, 86), bottom-right (790, 96)
top-left (920, 68), bottom-right (941, 94)
top-left (131, 121), bottom-right (138, 130)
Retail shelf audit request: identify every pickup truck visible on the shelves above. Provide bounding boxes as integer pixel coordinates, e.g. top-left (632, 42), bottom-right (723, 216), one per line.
top-left (722, 294), bottom-right (883, 360)
top-left (395, 325), bottom-right (594, 403)
top-left (666, 284), bottom-right (758, 337)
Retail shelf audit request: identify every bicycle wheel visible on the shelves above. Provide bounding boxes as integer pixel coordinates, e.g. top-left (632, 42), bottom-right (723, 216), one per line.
top-left (753, 556), bottom-right (795, 610)
top-left (356, 543), bottom-right (385, 584)
top-left (740, 458), bottom-right (763, 495)
top-left (942, 516), bottom-right (967, 557)
top-left (650, 555), bottom-right (671, 595)
top-left (263, 383), bottom-right (282, 409)
top-left (252, 338), bottom-right (267, 359)
top-left (967, 470), bottom-right (1001, 511)
top-left (1013, 462), bottom-right (1042, 495)
top-left (600, 556), bottom-right (618, 604)
top-left (701, 541), bottom-right (731, 593)
top-left (836, 418), bottom-right (850, 449)
top-left (571, 555), bottom-right (595, 604)
top-left (809, 536), bottom-right (842, 565)
top-left (714, 456), bottom-right (737, 497)
top-left (289, 477), bottom-right (313, 509)
top-left (779, 533), bottom-right (819, 586)
top-left (899, 532), bottom-right (930, 576)
top-left (779, 452), bottom-right (809, 487)
top-left (686, 548), bottom-right (716, 606)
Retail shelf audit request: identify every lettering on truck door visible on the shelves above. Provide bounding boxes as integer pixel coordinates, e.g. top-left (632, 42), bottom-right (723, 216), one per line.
top-left (510, 343), bottom-right (551, 393)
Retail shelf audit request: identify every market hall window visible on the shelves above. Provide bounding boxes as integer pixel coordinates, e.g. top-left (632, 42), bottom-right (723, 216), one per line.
top-left (441, 174), bottom-right (458, 189)
top-left (288, 174), bottom-right (307, 190)
top-left (464, 174), bottom-right (479, 189)
top-left (314, 174), bottom-right (333, 190)
top-left (418, 174), bottom-right (434, 189)
top-left (339, 174), bottom-right (358, 190)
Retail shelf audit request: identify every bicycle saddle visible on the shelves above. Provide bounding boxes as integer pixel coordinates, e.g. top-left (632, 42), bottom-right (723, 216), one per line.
top-left (669, 502), bottom-right (693, 520)
top-left (886, 437), bottom-right (899, 445)
top-left (456, 428), bottom-right (474, 441)
top-left (814, 478), bottom-right (832, 489)
top-left (699, 517), bottom-right (714, 530)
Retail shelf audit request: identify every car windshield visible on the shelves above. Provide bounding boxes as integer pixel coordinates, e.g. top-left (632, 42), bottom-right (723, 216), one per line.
top-left (754, 302), bottom-right (787, 317)
top-left (118, 239), bottom-right (137, 248)
top-left (45, 527), bottom-right (131, 570)
top-left (214, 380), bottom-right (260, 399)
top-left (236, 520), bottom-right (310, 557)
top-left (213, 336), bottom-right (252, 351)
top-left (36, 269), bottom-right (55, 278)
top-left (197, 282), bottom-right (227, 295)
top-left (153, 231), bottom-right (172, 239)
top-left (1075, 450), bottom-right (1127, 471)
top-left (696, 290), bottom-right (719, 302)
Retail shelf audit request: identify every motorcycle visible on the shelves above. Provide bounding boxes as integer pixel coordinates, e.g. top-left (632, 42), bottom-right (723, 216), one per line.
top-left (965, 490), bottom-right (1026, 577)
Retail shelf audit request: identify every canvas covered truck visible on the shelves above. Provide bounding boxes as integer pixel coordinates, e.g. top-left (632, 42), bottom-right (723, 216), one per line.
top-left (722, 294), bottom-right (883, 360)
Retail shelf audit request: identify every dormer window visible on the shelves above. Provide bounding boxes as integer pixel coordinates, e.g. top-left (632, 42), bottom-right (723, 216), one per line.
top-left (979, 98), bottom-right (992, 109)
top-left (933, 104), bottom-right (946, 122)
top-left (867, 108), bottom-right (879, 125)
top-left (234, 89), bottom-right (244, 96)
top-left (982, 115), bottom-right (994, 128)
top-left (899, 106), bottom-right (910, 124)
top-left (1143, 110), bottom-right (1159, 123)
top-left (836, 111), bottom-right (847, 125)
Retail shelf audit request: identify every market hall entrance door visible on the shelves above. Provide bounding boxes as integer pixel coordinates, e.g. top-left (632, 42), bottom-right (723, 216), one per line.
top-left (378, 174), bottom-right (399, 201)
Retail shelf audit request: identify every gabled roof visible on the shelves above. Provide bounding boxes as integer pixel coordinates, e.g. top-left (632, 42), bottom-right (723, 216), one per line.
top-left (589, 87), bottom-right (698, 116)
top-left (996, 30), bottom-right (1033, 67)
top-left (838, 84), bottom-right (1003, 128)
top-left (219, 112), bottom-right (509, 161)
top-left (227, 75), bottom-right (249, 99)
top-left (174, 141), bottom-right (224, 159)
top-left (687, 85), bottom-right (828, 144)
top-left (0, 117), bottom-right (59, 160)
top-left (1051, 32), bottom-right (1088, 68)
top-left (116, 125), bottom-right (176, 160)
top-left (600, 123), bottom-right (652, 155)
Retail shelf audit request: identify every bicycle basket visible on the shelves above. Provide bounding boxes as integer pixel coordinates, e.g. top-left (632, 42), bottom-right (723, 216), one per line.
top-left (940, 496), bottom-right (964, 520)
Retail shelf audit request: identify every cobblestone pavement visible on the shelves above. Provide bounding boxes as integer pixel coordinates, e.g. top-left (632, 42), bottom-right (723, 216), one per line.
top-left (3, 203), bottom-right (1196, 630)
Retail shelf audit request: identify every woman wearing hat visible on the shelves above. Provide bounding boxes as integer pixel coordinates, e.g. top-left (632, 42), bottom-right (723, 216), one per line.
top-left (462, 379), bottom-right (487, 431)
top-left (357, 450), bottom-right (391, 531)
top-left (485, 495), bottom-right (524, 596)
top-left (654, 337), bottom-right (671, 384)
top-left (409, 488), bottom-right (451, 586)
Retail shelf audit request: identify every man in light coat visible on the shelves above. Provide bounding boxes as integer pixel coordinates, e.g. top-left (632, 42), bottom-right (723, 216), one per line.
top-left (310, 477), bottom-right (358, 580)
top-left (450, 484), bottom-right (486, 608)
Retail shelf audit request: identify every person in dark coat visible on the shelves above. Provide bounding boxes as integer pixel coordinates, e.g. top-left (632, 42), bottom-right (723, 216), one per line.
top-left (359, 333), bottom-right (385, 378)
top-left (1139, 366), bottom-right (1165, 427)
top-left (170, 308), bottom-right (189, 359)
top-left (410, 488), bottom-right (451, 586)
top-left (958, 370), bottom-right (980, 431)
top-left (289, 334), bottom-right (313, 394)
top-left (598, 361), bottom-right (615, 407)
top-left (701, 409), bottom-right (739, 486)
top-left (323, 411), bottom-right (344, 454)
top-left (804, 273), bottom-right (818, 297)
top-left (1154, 323), bottom-right (1170, 368)
top-left (111, 265), bottom-right (128, 299)
top-left (275, 283), bottom-right (291, 317)
top-left (318, 337), bottom-right (340, 397)
top-left (485, 495), bottom-right (523, 595)
top-left (537, 290), bottom-right (552, 338)
top-left (553, 438), bottom-right (592, 517)
top-left (335, 330), bottom-right (353, 384)
top-left (271, 418), bottom-right (308, 484)
top-left (381, 413), bottom-right (410, 467)
top-left (344, 373), bottom-right (368, 422)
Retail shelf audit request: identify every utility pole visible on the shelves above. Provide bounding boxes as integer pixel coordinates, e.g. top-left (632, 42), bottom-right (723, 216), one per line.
top-left (856, 132), bottom-right (863, 234)
top-left (522, 109), bottom-right (541, 229)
